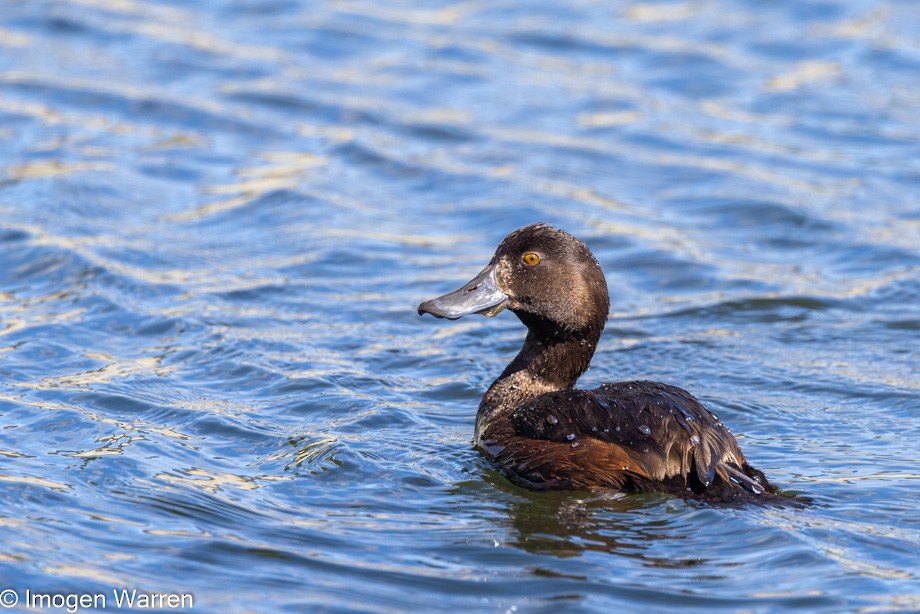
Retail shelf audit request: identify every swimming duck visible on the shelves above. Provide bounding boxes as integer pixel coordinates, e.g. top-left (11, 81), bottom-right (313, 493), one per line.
top-left (418, 223), bottom-right (777, 501)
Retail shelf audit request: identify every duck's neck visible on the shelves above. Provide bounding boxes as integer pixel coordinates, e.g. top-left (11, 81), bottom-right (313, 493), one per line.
top-left (476, 320), bottom-right (601, 440)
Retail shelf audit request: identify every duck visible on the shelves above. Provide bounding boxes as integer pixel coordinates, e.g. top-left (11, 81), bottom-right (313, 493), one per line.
top-left (418, 223), bottom-right (778, 502)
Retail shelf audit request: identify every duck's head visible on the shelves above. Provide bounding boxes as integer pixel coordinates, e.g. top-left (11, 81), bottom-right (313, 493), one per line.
top-left (418, 223), bottom-right (610, 335)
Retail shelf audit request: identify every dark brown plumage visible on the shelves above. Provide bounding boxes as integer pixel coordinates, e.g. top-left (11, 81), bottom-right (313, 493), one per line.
top-left (418, 223), bottom-right (778, 502)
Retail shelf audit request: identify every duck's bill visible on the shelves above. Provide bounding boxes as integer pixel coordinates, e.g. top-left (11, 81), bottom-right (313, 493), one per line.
top-left (417, 265), bottom-right (509, 320)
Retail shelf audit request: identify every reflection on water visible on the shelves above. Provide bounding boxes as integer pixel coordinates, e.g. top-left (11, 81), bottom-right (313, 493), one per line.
top-left (1, 0), bottom-right (918, 612)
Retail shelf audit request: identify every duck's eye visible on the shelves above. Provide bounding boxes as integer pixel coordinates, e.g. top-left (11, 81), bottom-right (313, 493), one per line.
top-left (522, 252), bottom-right (541, 266)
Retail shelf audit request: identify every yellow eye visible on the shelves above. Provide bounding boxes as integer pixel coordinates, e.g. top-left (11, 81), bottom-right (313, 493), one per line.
top-left (522, 252), bottom-right (540, 266)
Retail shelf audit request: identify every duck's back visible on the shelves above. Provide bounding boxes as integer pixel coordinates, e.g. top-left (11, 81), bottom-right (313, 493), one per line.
top-left (487, 380), bottom-right (774, 499)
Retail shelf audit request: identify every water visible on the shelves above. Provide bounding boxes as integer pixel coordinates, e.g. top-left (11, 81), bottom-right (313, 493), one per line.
top-left (1, 0), bottom-right (918, 611)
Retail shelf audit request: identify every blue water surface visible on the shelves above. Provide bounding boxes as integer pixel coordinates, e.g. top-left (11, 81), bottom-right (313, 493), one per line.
top-left (1, 0), bottom-right (918, 612)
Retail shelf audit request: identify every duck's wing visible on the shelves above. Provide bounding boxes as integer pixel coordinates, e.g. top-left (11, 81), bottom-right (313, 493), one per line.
top-left (509, 381), bottom-right (764, 494)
